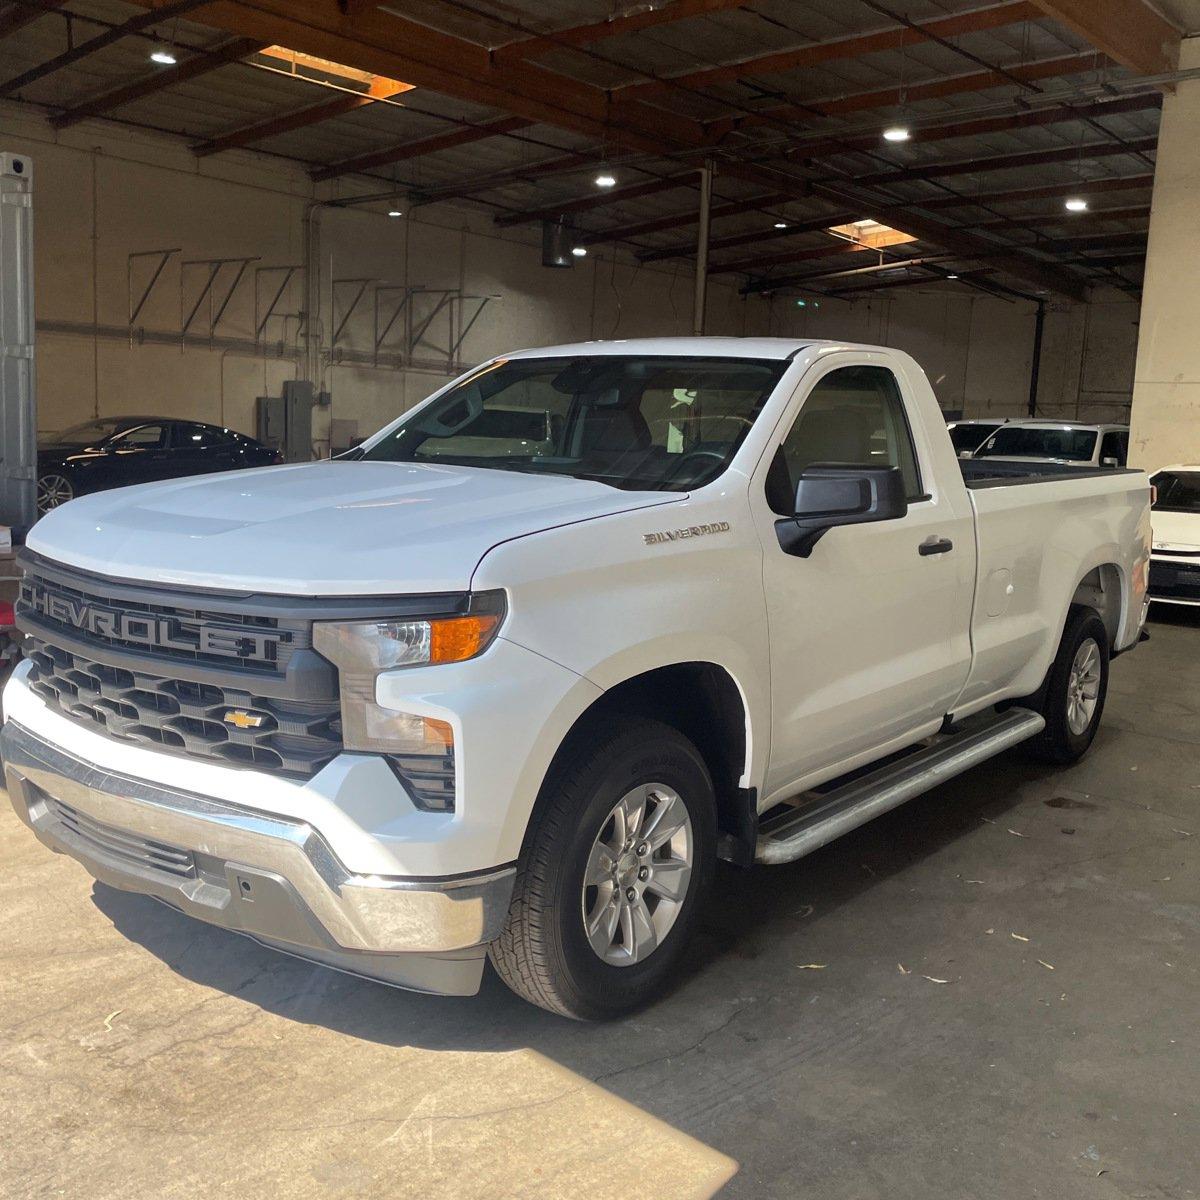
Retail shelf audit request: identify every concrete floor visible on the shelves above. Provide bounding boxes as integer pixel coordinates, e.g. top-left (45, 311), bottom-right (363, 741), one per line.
top-left (1, 608), bottom-right (1198, 1200)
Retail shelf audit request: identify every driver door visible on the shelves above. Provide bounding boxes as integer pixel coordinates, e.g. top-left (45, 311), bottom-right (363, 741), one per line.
top-left (752, 354), bottom-right (975, 802)
top-left (106, 423), bottom-right (172, 486)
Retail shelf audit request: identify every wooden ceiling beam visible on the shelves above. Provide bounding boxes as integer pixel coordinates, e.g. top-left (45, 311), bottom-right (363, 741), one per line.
top-left (493, 0), bottom-right (750, 64)
top-left (712, 238), bottom-right (876, 275)
top-left (849, 135), bottom-right (1157, 186)
top-left (785, 92), bottom-right (1161, 160)
top-left (1028, 0), bottom-right (1179, 76)
top-left (917, 173), bottom-right (1155, 210)
top-left (309, 115), bottom-right (530, 182)
top-left (620, 0), bottom-right (1039, 101)
top-left (494, 172), bottom-right (699, 228)
top-left (706, 52), bottom-right (1103, 137)
top-left (412, 150), bottom-right (606, 207)
top-left (193, 89), bottom-right (389, 157)
top-left (975, 203), bottom-right (1151, 229)
top-left (581, 191), bottom-right (796, 245)
top-left (0, 0), bottom-right (208, 98)
top-left (0, 0), bottom-right (68, 39)
top-left (639, 211), bottom-right (861, 261)
top-left (49, 35), bottom-right (265, 128)
top-left (127, 0), bottom-right (706, 158)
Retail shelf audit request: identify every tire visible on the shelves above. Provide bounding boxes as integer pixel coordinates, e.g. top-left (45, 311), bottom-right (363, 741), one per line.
top-left (489, 716), bottom-right (717, 1020)
top-left (1026, 607), bottom-right (1110, 765)
top-left (37, 472), bottom-right (74, 515)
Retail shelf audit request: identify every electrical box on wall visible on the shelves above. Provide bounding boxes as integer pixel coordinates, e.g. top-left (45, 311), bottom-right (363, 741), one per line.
top-left (0, 150), bottom-right (36, 536)
top-left (256, 380), bottom-right (315, 463)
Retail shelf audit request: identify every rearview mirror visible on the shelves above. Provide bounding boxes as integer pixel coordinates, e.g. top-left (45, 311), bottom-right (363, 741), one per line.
top-left (775, 464), bottom-right (908, 558)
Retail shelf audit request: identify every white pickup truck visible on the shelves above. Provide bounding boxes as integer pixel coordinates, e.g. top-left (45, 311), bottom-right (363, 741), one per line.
top-left (2, 338), bottom-right (1151, 1019)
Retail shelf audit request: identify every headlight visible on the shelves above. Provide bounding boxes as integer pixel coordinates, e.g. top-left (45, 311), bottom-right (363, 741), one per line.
top-left (312, 593), bottom-right (505, 812)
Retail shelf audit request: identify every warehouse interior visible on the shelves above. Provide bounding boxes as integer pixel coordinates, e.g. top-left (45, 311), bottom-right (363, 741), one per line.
top-left (1, 1), bottom-right (1198, 1197)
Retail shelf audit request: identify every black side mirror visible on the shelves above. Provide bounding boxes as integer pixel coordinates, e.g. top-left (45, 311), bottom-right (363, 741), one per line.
top-left (775, 464), bottom-right (908, 558)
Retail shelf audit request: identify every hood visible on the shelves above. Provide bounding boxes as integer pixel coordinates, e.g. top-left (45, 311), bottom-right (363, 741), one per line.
top-left (1151, 510), bottom-right (1200, 553)
top-left (27, 460), bottom-right (679, 595)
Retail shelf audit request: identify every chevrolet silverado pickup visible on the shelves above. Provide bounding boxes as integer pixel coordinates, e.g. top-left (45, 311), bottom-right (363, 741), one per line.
top-left (2, 338), bottom-right (1152, 1019)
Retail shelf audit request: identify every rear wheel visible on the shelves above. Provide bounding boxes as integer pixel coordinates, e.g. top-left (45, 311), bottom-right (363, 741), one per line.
top-left (489, 716), bottom-right (716, 1019)
top-left (1027, 607), bottom-right (1109, 764)
top-left (37, 473), bottom-right (74, 514)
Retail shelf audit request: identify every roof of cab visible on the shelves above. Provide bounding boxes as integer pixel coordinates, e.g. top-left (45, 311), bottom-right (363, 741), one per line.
top-left (501, 337), bottom-right (825, 361)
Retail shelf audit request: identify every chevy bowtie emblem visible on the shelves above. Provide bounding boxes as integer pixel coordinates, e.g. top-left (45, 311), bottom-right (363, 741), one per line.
top-left (223, 709), bottom-right (268, 730)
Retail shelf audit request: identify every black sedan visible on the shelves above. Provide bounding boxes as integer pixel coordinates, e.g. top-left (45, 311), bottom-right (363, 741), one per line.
top-left (37, 417), bottom-right (282, 515)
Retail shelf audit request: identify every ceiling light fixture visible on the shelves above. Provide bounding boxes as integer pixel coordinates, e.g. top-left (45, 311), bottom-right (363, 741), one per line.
top-left (946, 273), bottom-right (959, 279)
top-left (594, 171), bottom-right (617, 188)
top-left (149, 47), bottom-right (178, 65)
top-left (1065, 197), bottom-right (1089, 212)
top-left (882, 126), bottom-right (911, 142)
top-left (387, 207), bottom-right (403, 217)
top-left (773, 221), bottom-right (789, 229)
top-left (571, 245), bottom-right (588, 257)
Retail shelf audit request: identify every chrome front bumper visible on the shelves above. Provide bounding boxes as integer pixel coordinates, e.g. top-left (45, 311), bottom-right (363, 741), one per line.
top-left (1, 721), bottom-right (515, 995)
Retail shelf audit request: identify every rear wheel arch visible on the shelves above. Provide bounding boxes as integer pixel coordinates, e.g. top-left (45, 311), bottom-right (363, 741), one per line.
top-left (1070, 562), bottom-right (1124, 652)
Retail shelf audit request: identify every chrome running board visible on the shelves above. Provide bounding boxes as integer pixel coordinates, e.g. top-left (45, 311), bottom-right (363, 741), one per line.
top-left (755, 707), bottom-right (1045, 865)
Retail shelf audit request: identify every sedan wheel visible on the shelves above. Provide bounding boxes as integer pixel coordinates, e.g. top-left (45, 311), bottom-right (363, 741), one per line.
top-left (37, 473), bottom-right (74, 514)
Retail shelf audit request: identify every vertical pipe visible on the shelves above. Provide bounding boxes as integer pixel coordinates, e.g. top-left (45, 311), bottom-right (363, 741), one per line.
top-left (1027, 298), bottom-right (1046, 417)
top-left (0, 151), bottom-right (36, 534)
top-left (692, 160), bottom-right (713, 336)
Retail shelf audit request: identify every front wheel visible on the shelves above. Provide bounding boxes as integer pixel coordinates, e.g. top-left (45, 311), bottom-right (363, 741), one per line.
top-left (37, 473), bottom-right (74, 515)
top-left (489, 717), bottom-right (716, 1019)
top-left (1027, 607), bottom-right (1110, 764)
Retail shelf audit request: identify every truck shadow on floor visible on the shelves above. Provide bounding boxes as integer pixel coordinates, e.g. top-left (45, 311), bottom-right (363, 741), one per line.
top-left (91, 743), bottom-right (1064, 1055)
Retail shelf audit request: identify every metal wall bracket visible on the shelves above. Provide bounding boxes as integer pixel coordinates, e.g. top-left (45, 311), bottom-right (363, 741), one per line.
top-left (254, 265), bottom-right (304, 342)
top-left (332, 277), bottom-right (380, 353)
top-left (127, 248), bottom-right (180, 344)
top-left (180, 255), bottom-right (260, 343)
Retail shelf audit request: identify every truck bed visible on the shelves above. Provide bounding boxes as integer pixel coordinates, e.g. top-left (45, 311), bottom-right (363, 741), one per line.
top-left (959, 458), bottom-right (1139, 488)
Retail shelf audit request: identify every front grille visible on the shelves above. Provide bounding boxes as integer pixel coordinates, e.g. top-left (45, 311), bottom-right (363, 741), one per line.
top-left (48, 796), bottom-right (196, 880)
top-left (1149, 558), bottom-right (1200, 600)
top-left (25, 638), bottom-right (341, 776)
top-left (18, 568), bottom-right (308, 674)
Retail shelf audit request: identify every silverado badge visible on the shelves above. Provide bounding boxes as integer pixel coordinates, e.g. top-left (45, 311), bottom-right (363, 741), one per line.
top-left (644, 521), bottom-right (731, 546)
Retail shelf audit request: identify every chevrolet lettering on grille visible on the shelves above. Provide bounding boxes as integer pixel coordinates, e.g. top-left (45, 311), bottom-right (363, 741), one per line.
top-left (19, 580), bottom-right (287, 665)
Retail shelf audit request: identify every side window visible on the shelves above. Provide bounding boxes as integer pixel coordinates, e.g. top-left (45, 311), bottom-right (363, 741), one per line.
top-left (112, 423), bottom-right (165, 449)
top-left (174, 422), bottom-right (227, 450)
top-left (1100, 431), bottom-right (1128, 466)
top-left (767, 365), bottom-right (922, 514)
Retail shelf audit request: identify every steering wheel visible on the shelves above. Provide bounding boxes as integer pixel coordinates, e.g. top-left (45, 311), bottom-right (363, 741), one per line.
top-left (660, 447), bottom-right (727, 488)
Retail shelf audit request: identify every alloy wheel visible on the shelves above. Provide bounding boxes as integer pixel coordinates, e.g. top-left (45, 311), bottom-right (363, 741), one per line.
top-left (581, 783), bottom-right (693, 967)
top-left (1066, 637), bottom-right (1102, 736)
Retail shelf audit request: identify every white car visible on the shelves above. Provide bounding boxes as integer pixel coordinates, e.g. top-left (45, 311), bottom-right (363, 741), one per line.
top-left (1149, 464), bottom-right (1200, 606)
top-left (2, 338), bottom-right (1151, 1018)
top-left (973, 420), bottom-right (1129, 469)
top-left (946, 417), bottom-right (1008, 457)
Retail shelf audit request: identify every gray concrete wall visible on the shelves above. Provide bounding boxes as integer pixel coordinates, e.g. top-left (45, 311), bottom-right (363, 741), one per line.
top-left (2, 103), bottom-right (1138, 452)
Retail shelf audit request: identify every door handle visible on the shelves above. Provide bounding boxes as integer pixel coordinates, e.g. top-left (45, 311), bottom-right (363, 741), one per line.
top-left (919, 536), bottom-right (954, 556)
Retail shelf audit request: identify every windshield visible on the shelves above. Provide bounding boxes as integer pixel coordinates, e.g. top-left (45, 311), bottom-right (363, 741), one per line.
top-left (1152, 471), bottom-right (1200, 512)
top-left (46, 418), bottom-right (131, 446)
top-left (360, 355), bottom-right (788, 491)
top-left (976, 425), bottom-right (1098, 462)
top-left (948, 423), bottom-right (999, 454)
